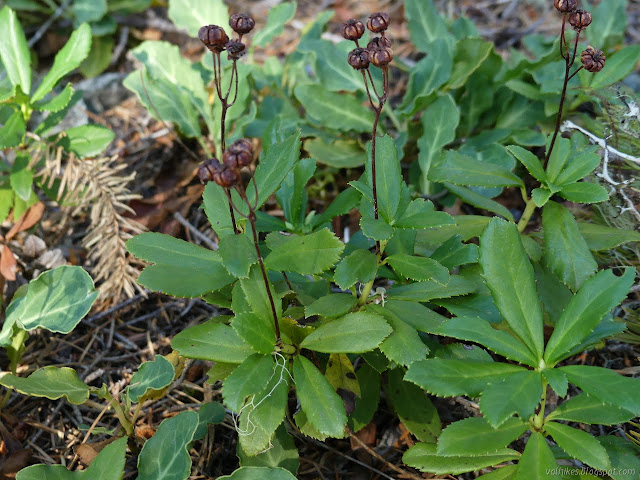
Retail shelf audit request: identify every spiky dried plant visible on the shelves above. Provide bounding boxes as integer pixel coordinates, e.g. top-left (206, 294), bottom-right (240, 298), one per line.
top-left (40, 148), bottom-right (145, 306)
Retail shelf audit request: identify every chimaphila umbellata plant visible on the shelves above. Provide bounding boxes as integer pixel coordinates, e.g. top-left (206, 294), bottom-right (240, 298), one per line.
top-left (2, 0), bottom-right (640, 478)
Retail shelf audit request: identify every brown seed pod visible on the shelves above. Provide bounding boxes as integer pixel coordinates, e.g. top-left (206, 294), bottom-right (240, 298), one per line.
top-left (581, 46), bottom-right (605, 72)
top-left (229, 138), bottom-right (253, 155)
top-left (554, 0), bottom-right (578, 12)
top-left (229, 13), bottom-right (255, 35)
top-left (225, 40), bottom-right (246, 60)
top-left (223, 149), bottom-right (252, 169)
top-left (198, 25), bottom-right (229, 53)
top-left (215, 166), bottom-right (240, 188)
top-left (348, 47), bottom-right (370, 70)
top-left (197, 158), bottom-right (224, 184)
top-left (568, 9), bottom-right (592, 30)
top-left (366, 12), bottom-right (390, 33)
top-left (342, 19), bottom-right (365, 41)
top-left (370, 48), bottom-right (393, 68)
top-left (367, 36), bottom-right (392, 51)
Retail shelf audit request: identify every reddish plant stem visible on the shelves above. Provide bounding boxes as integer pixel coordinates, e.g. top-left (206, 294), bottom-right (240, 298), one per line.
top-left (235, 187), bottom-right (281, 343)
top-left (213, 52), bottom-right (241, 233)
top-left (545, 27), bottom-right (581, 166)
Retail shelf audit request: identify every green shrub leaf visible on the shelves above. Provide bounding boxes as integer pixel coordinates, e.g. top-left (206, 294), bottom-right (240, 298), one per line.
top-left (294, 84), bottom-right (372, 132)
top-left (127, 232), bottom-right (234, 297)
top-left (506, 145), bottom-right (547, 184)
top-left (544, 267), bottom-right (635, 365)
top-left (305, 294), bottom-right (357, 319)
top-left (558, 182), bottom-right (609, 204)
top-left (300, 312), bottom-right (391, 354)
top-left (218, 233), bottom-right (257, 278)
top-left (479, 218), bottom-right (544, 360)
top-left (222, 354), bottom-right (274, 412)
top-left (168, 0), bottom-right (228, 37)
top-left (0, 110), bottom-right (26, 149)
top-left (437, 316), bottom-right (537, 366)
top-left (479, 370), bottom-right (542, 427)
top-left (172, 320), bottom-right (254, 363)
top-left (542, 201), bottom-right (598, 292)
top-left (253, 2), bottom-right (296, 47)
top-left (32, 24), bottom-right (91, 102)
top-left (293, 356), bottom-right (346, 437)
top-left (238, 424), bottom-right (299, 475)
top-left (386, 254), bottom-right (449, 284)
top-left (371, 305), bottom-right (429, 366)
top-left (59, 124), bottom-right (114, 158)
top-left (559, 365), bottom-right (640, 415)
top-left (515, 431), bottom-right (560, 480)
top-left (404, 0), bottom-right (448, 51)
top-left (266, 228), bottom-right (344, 275)
top-left (395, 199), bottom-right (455, 229)
top-left (0, 6), bottom-right (31, 95)
top-left (0, 366), bottom-right (89, 404)
top-left (437, 417), bottom-right (527, 456)
top-left (405, 358), bottom-right (527, 397)
top-left (544, 422), bottom-right (611, 471)
top-left (403, 443), bottom-right (519, 475)
top-left (547, 394), bottom-right (635, 425)
top-left (430, 151), bottom-right (524, 188)
top-left (385, 369), bottom-right (441, 442)
top-left (578, 222), bottom-right (640, 251)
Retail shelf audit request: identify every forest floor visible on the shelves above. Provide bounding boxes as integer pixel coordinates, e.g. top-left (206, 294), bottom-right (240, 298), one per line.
top-left (1, 0), bottom-right (639, 479)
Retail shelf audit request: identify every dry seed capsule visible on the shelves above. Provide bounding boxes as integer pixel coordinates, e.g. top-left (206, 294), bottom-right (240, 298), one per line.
top-left (370, 48), bottom-right (393, 68)
top-left (367, 36), bottom-right (392, 51)
top-left (348, 47), bottom-right (370, 70)
top-left (581, 46), bottom-right (605, 72)
top-left (568, 9), bottom-right (592, 30)
top-left (214, 166), bottom-right (240, 188)
top-left (342, 19), bottom-right (365, 41)
top-left (225, 40), bottom-right (246, 60)
top-left (197, 158), bottom-right (224, 184)
top-left (229, 13), bottom-right (255, 35)
top-left (229, 138), bottom-right (253, 155)
top-left (198, 25), bottom-right (228, 52)
top-left (223, 149), bottom-right (252, 169)
top-left (367, 12), bottom-right (390, 33)
top-left (554, 0), bottom-right (578, 12)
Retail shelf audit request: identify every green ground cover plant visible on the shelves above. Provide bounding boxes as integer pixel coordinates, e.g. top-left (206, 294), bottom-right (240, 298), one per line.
top-left (0, 0), bottom-right (639, 478)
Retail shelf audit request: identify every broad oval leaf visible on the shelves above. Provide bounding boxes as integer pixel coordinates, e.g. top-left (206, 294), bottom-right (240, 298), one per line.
top-left (293, 356), bottom-right (347, 437)
top-left (0, 366), bottom-right (89, 404)
top-left (479, 217), bottom-right (544, 361)
top-left (0, 110), bottom-right (26, 149)
top-left (168, 0), bottom-right (228, 37)
top-left (265, 228), bottom-right (344, 275)
top-left (253, 2), bottom-right (296, 47)
top-left (404, 0), bottom-right (448, 51)
top-left (371, 305), bottom-right (429, 367)
top-left (59, 124), bottom-right (115, 158)
top-left (237, 424), bottom-right (299, 475)
top-left (300, 312), bottom-right (391, 354)
top-left (137, 411), bottom-right (199, 480)
top-left (218, 467), bottom-right (297, 480)
top-left (0, 266), bottom-right (97, 346)
top-left (403, 443), bottom-right (519, 475)
top-left (128, 355), bottom-right (175, 403)
top-left (172, 320), bottom-right (254, 363)
top-left (218, 233), bottom-right (256, 278)
top-left (16, 436), bottom-right (127, 480)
